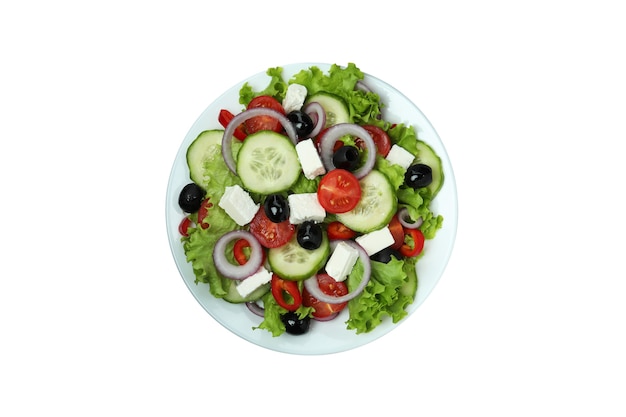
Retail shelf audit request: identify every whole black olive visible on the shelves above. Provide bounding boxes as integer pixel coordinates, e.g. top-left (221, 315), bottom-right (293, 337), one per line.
top-left (178, 183), bottom-right (205, 213)
top-left (287, 110), bottom-right (314, 138)
top-left (263, 194), bottom-right (290, 223)
top-left (370, 247), bottom-right (403, 264)
top-left (404, 164), bottom-right (433, 189)
top-left (296, 221), bottom-right (323, 250)
top-left (281, 312), bottom-right (310, 335)
top-left (332, 145), bottom-right (360, 171)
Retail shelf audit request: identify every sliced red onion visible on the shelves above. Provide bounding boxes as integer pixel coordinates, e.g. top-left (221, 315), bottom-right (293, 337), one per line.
top-left (319, 123), bottom-right (376, 179)
top-left (245, 301), bottom-right (265, 318)
top-left (213, 231), bottom-right (263, 280)
top-left (303, 240), bottom-right (371, 304)
top-left (397, 207), bottom-right (423, 229)
top-left (222, 107), bottom-right (298, 173)
top-left (302, 102), bottom-right (326, 139)
top-left (355, 80), bottom-right (372, 93)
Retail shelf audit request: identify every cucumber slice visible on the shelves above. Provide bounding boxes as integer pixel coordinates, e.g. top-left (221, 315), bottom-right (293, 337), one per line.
top-left (186, 129), bottom-right (224, 187)
top-left (222, 278), bottom-right (270, 304)
top-left (414, 140), bottom-right (444, 198)
top-left (306, 92), bottom-right (350, 127)
top-left (336, 170), bottom-right (397, 233)
top-left (236, 131), bottom-right (301, 195)
top-left (268, 233), bottom-right (330, 281)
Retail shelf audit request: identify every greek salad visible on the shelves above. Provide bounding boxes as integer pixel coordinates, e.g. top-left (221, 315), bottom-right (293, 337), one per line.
top-left (176, 63), bottom-right (444, 337)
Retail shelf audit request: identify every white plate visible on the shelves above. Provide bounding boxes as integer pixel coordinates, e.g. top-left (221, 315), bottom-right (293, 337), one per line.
top-left (165, 63), bottom-right (458, 355)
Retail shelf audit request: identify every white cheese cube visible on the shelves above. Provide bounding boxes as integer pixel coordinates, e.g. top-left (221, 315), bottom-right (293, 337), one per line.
top-left (296, 139), bottom-right (326, 180)
top-left (385, 144), bottom-right (415, 171)
top-left (236, 266), bottom-right (272, 298)
top-left (355, 227), bottom-right (395, 256)
top-left (325, 241), bottom-right (359, 282)
top-left (218, 184), bottom-right (259, 226)
top-left (287, 193), bottom-right (326, 224)
top-left (282, 83), bottom-right (308, 113)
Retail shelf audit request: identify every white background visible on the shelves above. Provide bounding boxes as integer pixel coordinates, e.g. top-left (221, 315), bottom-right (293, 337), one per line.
top-left (1, 1), bottom-right (625, 415)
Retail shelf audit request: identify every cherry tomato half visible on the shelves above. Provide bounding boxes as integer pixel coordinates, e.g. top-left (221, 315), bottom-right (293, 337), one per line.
top-left (356, 125), bottom-right (392, 157)
top-left (244, 95), bottom-right (285, 134)
top-left (249, 208), bottom-right (295, 248)
top-left (317, 169), bottom-right (362, 214)
top-left (326, 221), bottom-right (357, 240)
top-left (218, 109), bottom-right (247, 141)
top-left (399, 228), bottom-right (425, 257)
top-left (271, 274), bottom-right (302, 312)
top-left (302, 273), bottom-right (349, 319)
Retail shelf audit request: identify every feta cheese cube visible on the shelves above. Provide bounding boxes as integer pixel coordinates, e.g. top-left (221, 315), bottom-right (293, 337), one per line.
top-left (325, 241), bottom-right (359, 282)
top-left (282, 83), bottom-right (308, 113)
top-left (218, 184), bottom-right (259, 226)
top-left (355, 227), bottom-right (395, 256)
top-left (236, 266), bottom-right (272, 298)
top-left (287, 193), bottom-right (326, 224)
top-left (385, 144), bottom-right (415, 171)
top-left (296, 139), bottom-right (326, 180)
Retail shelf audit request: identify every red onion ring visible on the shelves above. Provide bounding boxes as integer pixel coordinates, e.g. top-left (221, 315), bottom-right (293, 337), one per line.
top-left (302, 102), bottom-right (326, 139)
top-left (355, 80), bottom-right (372, 93)
top-left (318, 123), bottom-right (376, 179)
top-left (245, 301), bottom-right (265, 318)
top-left (213, 231), bottom-right (263, 280)
top-left (397, 207), bottom-right (423, 229)
top-left (303, 240), bottom-right (371, 304)
top-left (222, 107), bottom-right (298, 174)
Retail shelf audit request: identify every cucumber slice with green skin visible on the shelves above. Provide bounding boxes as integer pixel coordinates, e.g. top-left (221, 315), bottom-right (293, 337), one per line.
top-left (236, 131), bottom-right (301, 195)
top-left (306, 92), bottom-right (350, 127)
top-left (268, 233), bottom-right (330, 281)
top-left (221, 278), bottom-right (270, 303)
top-left (186, 129), bottom-right (224, 187)
top-left (336, 170), bottom-right (397, 233)
top-left (414, 140), bottom-right (444, 198)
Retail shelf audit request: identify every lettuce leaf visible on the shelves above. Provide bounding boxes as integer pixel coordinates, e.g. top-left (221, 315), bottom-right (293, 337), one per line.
top-left (239, 67), bottom-right (289, 107)
top-left (345, 257), bottom-right (417, 334)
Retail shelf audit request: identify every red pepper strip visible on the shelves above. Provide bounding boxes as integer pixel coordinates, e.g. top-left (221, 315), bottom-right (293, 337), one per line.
top-left (271, 274), bottom-right (302, 312)
top-left (178, 217), bottom-right (193, 237)
top-left (197, 198), bottom-right (213, 230)
top-left (218, 109), bottom-right (247, 141)
top-left (233, 238), bottom-right (251, 265)
top-left (399, 228), bottom-right (425, 257)
top-left (233, 238), bottom-right (266, 266)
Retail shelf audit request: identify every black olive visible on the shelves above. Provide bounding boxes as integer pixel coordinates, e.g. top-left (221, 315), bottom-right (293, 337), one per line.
top-left (263, 194), bottom-right (289, 223)
top-left (370, 247), bottom-right (403, 264)
top-left (332, 145), bottom-right (360, 171)
top-left (178, 183), bottom-right (205, 213)
top-left (296, 221), bottom-right (323, 250)
top-left (287, 110), bottom-right (314, 138)
top-left (281, 312), bottom-right (310, 335)
top-left (404, 164), bottom-right (433, 189)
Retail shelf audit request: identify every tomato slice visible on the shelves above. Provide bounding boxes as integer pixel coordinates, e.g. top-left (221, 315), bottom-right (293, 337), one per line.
top-left (271, 274), bottom-right (302, 312)
top-left (244, 95), bottom-right (285, 134)
top-left (248, 208), bottom-right (295, 248)
top-left (317, 169), bottom-right (362, 214)
top-left (218, 109), bottom-right (247, 141)
top-left (399, 228), bottom-right (425, 257)
top-left (197, 198), bottom-right (213, 230)
top-left (388, 214), bottom-right (405, 250)
top-left (326, 221), bottom-right (357, 240)
top-left (302, 273), bottom-right (349, 319)
top-left (356, 125), bottom-right (392, 157)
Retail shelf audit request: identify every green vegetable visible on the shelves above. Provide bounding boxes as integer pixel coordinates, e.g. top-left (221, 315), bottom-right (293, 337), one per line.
top-left (254, 290), bottom-right (314, 337)
top-left (239, 67), bottom-right (288, 107)
top-left (345, 257), bottom-right (418, 334)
